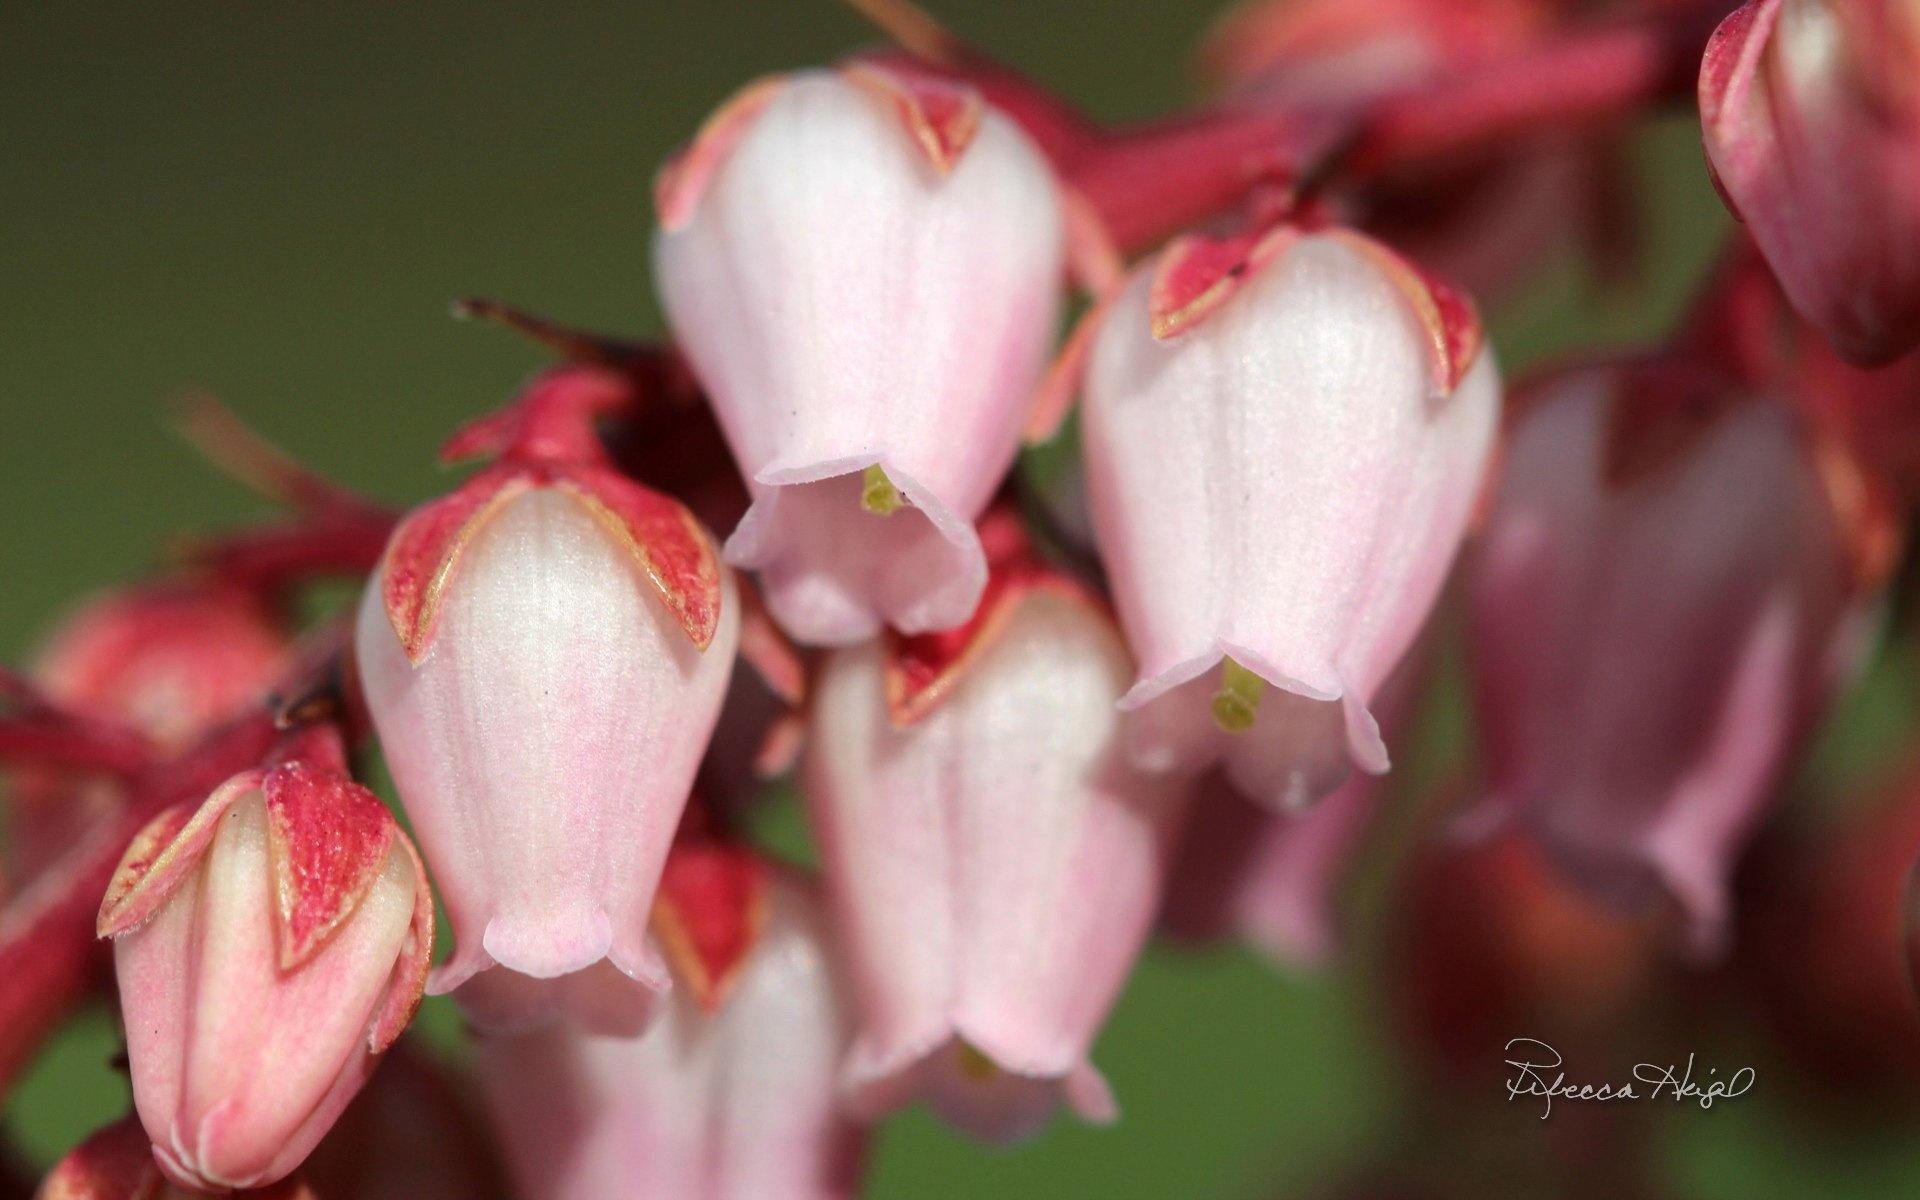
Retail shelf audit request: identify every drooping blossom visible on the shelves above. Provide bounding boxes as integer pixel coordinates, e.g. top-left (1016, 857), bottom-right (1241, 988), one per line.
top-left (1465, 352), bottom-right (1882, 951)
top-left (1701, 0), bottom-right (1920, 364)
top-left (1059, 221), bottom-right (1496, 810)
top-left (98, 741), bottom-right (434, 1192)
top-left (803, 516), bottom-right (1189, 1141)
top-left (654, 64), bottom-right (1065, 646)
top-left (356, 366), bottom-right (738, 1034)
top-left (477, 846), bottom-right (863, 1200)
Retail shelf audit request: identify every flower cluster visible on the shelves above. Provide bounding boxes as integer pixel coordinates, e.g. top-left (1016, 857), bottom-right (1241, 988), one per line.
top-left (7, 0), bottom-right (1920, 1197)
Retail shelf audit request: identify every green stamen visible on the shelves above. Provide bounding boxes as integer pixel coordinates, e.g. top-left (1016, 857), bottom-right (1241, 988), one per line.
top-left (860, 464), bottom-right (905, 516)
top-left (1211, 658), bottom-right (1265, 734)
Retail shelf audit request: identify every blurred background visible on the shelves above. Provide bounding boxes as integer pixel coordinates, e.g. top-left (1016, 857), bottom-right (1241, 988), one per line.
top-left (5, 3), bottom-right (1919, 1198)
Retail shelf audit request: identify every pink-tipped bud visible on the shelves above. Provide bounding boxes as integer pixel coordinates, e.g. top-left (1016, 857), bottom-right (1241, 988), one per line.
top-left (1701, 0), bottom-right (1920, 364)
top-left (1077, 224), bottom-right (1496, 810)
top-left (39, 1117), bottom-right (316, 1200)
top-left (1466, 359), bottom-right (1873, 952)
top-left (477, 856), bottom-right (864, 1200)
top-left (653, 66), bottom-right (1065, 646)
top-left (98, 759), bottom-right (433, 1192)
top-left (803, 522), bottom-right (1189, 1142)
top-left (355, 457), bottom-right (739, 1035)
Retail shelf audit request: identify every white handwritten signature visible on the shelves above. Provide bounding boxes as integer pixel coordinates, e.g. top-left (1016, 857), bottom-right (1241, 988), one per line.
top-left (1503, 1037), bottom-right (1755, 1119)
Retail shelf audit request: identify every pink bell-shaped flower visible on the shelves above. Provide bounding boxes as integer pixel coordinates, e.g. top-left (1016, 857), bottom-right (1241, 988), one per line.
top-left (1059, 220), bottom-right (1496, 809)
top-left (1701, 0), bottom-right (1920, 365)
top-left (476, 844), bottom-right (864, 1200)
top-left (653, 64), bottom-right (1065, 646)
top-left (98, 743), bottom-right (434, 1192)
top-left (803, 516), bottom-right (1190, 1142)
top-left (355, 367), bottom-right (740, 1034)
top-left (1465, 354), bottom-right (1881, 951)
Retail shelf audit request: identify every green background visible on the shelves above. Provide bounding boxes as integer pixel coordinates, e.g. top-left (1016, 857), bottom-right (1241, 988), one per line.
top-left (4, 4), bottom-right (1917, 1198)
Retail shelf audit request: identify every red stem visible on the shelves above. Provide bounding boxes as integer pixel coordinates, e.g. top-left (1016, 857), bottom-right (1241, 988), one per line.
top-left (0, 671), bottom-right (153, 778)
top-left (1062, 109), bottom-right (1344, 255)
top-left (1346, 4), bottom-right (1729, 173)
top-left (882, 0), bottom-right (1737, 256)
top-left (187, 508), bottom-right (399, 593)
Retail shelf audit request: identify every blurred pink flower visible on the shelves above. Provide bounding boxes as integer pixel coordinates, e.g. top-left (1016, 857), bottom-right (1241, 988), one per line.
top-left (1701, 0), bottom-right (1920, 364)
top-left (1466, 357), bottom-right (1874, 951)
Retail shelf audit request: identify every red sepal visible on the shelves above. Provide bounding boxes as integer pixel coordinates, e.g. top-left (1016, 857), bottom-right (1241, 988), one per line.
top-left (754, 712), bottom-right (807, 780)
top-left (560, 465), bottom-right (724, 652)
top-left (381, 465), bottom-right (723, 662)
top-left (367, 830), bottom-right (435, 1054)
top-left (262, 760), bottom-right (398, 970)
top-left (1696, 0), bottom-right (1771, 155)
top-left (1148, 224), bottom-right (1301, 341)
top-left (1025, 288), bottom-right (1119, 444)
top-left (884, 511), bottom-right (1105, 726)
top-left (737, 578), bottom-right (807, 706)
top-left (440, 367), bottom-right (635, 468)
top-left (841, 60), bottom-right (984, 174)
top-left (379, 468), bottom-right (529, 663)
top-left (651, 841), bottom-right (770, 1012)
top-left (656, 75), bottom-right (789, 231)
top-left (96, 771), bottom-right (262, 940)
top-left (1322, 228), bottom-right (1484, 393)
top-left (1060, 184), bottom-right (1124, 299)
top-left (40, 1116), bottom-right (317, 1200)
top-left (0, 818), bottom-right (130, 1093)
